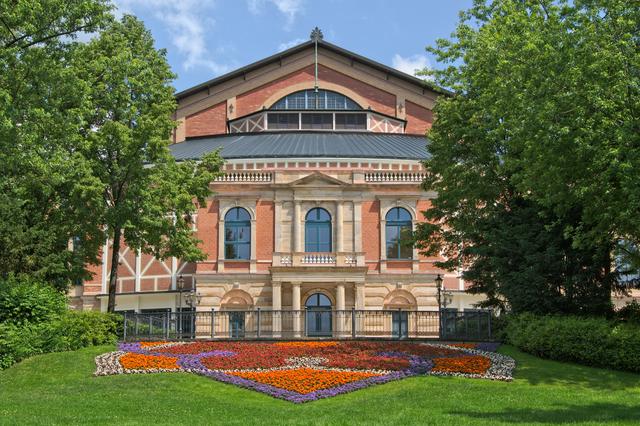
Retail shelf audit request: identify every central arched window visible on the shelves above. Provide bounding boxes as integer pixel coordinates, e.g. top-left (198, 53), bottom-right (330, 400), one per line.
top-left (305, 293), bottom-right (332, 308)
top-left (271, 89), bottom-right (361, 110)
top-left (305, 208), bottom-right (332, 252)
top-left (385, 207), bottom-right (413, 259)
top-left (224, 207), bottom-right (251, 260)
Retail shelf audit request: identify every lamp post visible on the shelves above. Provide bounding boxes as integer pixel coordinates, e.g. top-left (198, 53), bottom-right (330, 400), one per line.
top-left (435, 274), bottom-right (443, 338)
top-left (435, 273), bottom-right (443, 313)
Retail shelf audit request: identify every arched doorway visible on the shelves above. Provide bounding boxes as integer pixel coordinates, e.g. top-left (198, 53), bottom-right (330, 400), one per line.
top-left (305, 293), bottom-right (332, 337)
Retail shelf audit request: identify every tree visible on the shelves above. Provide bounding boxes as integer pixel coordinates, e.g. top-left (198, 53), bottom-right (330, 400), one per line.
top-left (415, 0), bottom-right (636, 315)
top-left (0, 0), bottom-right (112, 289)
top-left (73, 16), bottom-right (223, 312)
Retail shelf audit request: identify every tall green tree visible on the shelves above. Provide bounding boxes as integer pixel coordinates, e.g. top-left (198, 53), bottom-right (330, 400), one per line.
top-left (0, 0), bottom-right (112, 288)
top-left (74, 16), bottom-right (223, 312)
top-left (415, 0), bottom-right (636, 314)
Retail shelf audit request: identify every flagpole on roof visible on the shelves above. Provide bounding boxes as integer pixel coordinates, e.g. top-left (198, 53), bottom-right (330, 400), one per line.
top-left (310, 27), bottom-right (323, 108)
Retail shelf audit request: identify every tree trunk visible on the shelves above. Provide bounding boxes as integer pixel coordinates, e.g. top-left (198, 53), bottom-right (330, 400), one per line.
top-left (107, 226), bottom-right (122, 313)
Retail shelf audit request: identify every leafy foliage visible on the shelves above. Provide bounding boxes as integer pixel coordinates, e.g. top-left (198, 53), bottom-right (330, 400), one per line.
top-left (72, 15), bottom-right (223, 311)
top-left (0, 275), bottom-right (67, 325)
top-left (505, 314), bottom-right (640, 373)
top-left (0, 0), bottom-right (112, 289)
top-left (415, 0), bottom-right (638, 315)
top-left (0, 311), bottom-right (121, 369)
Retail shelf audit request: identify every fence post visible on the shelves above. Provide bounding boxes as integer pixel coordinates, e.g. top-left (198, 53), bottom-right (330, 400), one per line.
top-left (257, 308), bottom-right (261, 339)
top-left (164, 312), bottom-right (169, 340)
top-left (397, 308), bottom-right (402, 340)
top-left (211, 308), bottom-right (215, 339)
top-left (123, 314), bottom-right (128, 341)
top-left (487, 312), bottom-right (492, 339)
top-left (148, 315), bottom-right (152, 338)
top-left (351, 308), bottom-right (356, 339)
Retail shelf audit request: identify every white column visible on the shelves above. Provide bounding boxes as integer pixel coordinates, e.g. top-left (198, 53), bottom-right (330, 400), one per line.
top-left (272, 282), bottom-right (282, 336)
top-left (353, 201), bottom-right (362, 266)
top-left (218, 213), bottom-right (225, 272)
top-left (336, 201), bottom-right (344, 252)
top-left (336, 282), bottom-right (346, 335)
top-left (250, 215), bottom-right (257, 273)
top-left (292, 282), bottom-right (301, 337)
top-left (293, 200), bottom-right (302, 252)
top-left (355, 283), bottom-right (365, 310)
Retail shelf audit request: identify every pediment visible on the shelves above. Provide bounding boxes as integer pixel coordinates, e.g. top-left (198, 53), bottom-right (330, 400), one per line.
top-left (289, 172), bottom-right (348, 187)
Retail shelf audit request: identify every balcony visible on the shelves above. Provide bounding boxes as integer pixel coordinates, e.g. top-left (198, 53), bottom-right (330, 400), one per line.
top-left (273, 252), bottom-right (365, 268)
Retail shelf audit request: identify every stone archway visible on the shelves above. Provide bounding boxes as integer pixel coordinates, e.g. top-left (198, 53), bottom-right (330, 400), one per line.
top-left (220, 289), bottom-right (254, 309)
top-left (383, 289), bottom-right (417, 309)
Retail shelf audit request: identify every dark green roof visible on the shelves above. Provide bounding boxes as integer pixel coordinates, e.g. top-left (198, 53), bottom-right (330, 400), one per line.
top-left (175, 40), bottom-right (450, 100)
top-left (170, 132), bottom-right (429, 161)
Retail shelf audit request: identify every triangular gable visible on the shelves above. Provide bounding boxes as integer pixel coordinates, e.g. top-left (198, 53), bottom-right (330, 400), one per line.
top-left (289, 172), bottom-right (348, 187)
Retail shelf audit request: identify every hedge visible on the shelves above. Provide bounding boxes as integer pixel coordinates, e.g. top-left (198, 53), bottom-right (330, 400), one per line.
top-left (505, 313), bottom-right (640, 373)
top-left (0, 311), bottom-right (122, 370)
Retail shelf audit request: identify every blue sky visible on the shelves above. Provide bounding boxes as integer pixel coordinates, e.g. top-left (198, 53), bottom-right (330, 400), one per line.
top-left (114, 1), bottom-right (472, 92)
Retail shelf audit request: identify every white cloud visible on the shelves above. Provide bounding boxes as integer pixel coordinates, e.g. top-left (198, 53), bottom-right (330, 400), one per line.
top-left (247, 0), bottom-right (304, 29)
top-left (114, 0), bottom-right (232, 75)
top-left (278, 37), bottom-right (306, 51)
top-left (391, 53), bottom-right (432, 79)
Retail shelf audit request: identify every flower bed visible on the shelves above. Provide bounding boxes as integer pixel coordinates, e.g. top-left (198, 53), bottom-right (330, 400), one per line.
top-left (95, 341), bottom-right (514, 403)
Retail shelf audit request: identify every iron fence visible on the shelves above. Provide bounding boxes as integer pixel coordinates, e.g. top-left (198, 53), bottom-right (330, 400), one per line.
top-left (121, 309), bottom-right (492, 341)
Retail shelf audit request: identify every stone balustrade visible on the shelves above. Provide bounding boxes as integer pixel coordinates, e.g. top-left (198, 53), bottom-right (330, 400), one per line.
top-left (273, 252), bottom-right (365, 267)
top-left (214, 172), bottom-right (273, 183)
top-left (364, 172), bottom-right (426, 183)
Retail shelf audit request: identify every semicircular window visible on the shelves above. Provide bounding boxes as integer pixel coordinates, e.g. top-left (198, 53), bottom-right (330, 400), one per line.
top-left (271, 89), bottom-right (361, 110)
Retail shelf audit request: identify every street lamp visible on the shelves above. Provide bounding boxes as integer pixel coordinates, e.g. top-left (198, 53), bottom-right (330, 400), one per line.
top-left (185, 288), bottom-right (202, 308)
top-left (435, 273), bottom-right (443, 312)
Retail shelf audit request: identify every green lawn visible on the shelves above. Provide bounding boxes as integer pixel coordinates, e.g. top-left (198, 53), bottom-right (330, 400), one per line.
top-left (1, 345), bottom-right (639, 425)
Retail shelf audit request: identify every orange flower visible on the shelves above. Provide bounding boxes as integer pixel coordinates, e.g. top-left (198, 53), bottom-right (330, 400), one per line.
top-left (432, 355), bottom-right (490, 375)
top-left (229, 368), bottom-right (380, 394)
top-left (139, 341), bottom-right (169, 348)
top-left (120, 353), bottom-right (179, 370)
top-left (274, 341), bottom-right (338, 349)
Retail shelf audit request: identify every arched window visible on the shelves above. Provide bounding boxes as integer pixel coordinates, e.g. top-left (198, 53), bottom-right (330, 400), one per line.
top-left (271, 89), bottom-right (361, 110)
top-left (305, 293), bottom-right (332, 308)
top-left (305, 208), bottom-right (332, 252)
top-left (385, 207), bottom-right (413, 259)
top-left (224, 207), bottom-right (251, 260)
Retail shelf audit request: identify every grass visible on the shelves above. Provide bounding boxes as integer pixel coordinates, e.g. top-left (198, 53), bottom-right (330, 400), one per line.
top-left (1, 345), bottom-right (640, 425)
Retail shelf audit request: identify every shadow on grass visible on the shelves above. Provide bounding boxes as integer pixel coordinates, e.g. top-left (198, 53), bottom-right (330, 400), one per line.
top-left (451, 402), bottom-right (640, 424)
top-left (502, 347), bottom-right (640, 391)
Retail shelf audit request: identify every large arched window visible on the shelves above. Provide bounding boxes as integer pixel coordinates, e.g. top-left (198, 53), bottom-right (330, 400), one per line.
top-left (385, 207), bottom-right (413, 259)
top-left (271, 89), bottom-right (361, 110)
top-left (305, 208), bottom-right (332, 252)
top-left (224, 207), bottom-right (251, 260)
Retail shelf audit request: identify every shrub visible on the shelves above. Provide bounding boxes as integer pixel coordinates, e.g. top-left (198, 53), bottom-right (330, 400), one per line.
top-left (0, 311), bottom-right (122, 369)
top-left (0, 275), bottom-right (67, 325)
top-left (615, 301), bottom-right (640, 324)
top-left (505, 313), bottom-right (640, 373)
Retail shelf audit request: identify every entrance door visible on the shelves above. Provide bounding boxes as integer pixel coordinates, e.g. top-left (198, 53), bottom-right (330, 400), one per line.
top-left (305, 293), bottom-right (332, 337)
top-left (229, 311), bottom-right (245, 338)
top-left (392, 311), bottom-right (408, 339)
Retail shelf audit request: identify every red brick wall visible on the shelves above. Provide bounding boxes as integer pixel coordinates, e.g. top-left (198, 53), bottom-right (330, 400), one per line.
top-left (362, 200), bottom-right (380, 270)
top-left (236, 64), bottom-right (396, 117)
top-left (185, 101), bottom-right (227, 137)
top-left (197, 200), bottom-right (219, 261)
top-left (405, 100), bottom-right (433, 135)
top-left (256, 200), bottom-right (274, 261)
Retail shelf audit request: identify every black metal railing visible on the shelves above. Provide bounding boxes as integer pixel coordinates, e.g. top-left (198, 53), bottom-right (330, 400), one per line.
top-left (121, 309), bottom-right (492, 341)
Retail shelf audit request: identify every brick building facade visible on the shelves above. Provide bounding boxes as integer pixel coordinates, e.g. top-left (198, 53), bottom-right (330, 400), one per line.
top-left (70, 33), bottom-right (485, 335)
